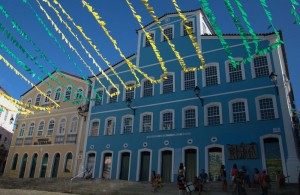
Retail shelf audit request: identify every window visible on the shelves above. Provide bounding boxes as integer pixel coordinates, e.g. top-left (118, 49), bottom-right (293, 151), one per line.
top-left (69, 116), bottom-right (78, 134)
top-left (229, 99), bottom-right (249, 123)
top-left (125, 83), bottom-right (135, 101)
top-left (141, 113), bottom-right (152, 132)
top-left (95, 90), bottom-right (103, 106)
top-left (122, 115), bottom-right (133, 134)
top-left (58, 118), bottom-right (66, 135)
top-left (37, 121), bottom-right (45, 136)
top-left (142, 79), bottom-right (153, 97)
top-left (161, 73), bottom-right (174, 94)
top-left (183, 106), bottom-right (197, 128)
top-left (47, 120), bottom-right (55, 136)
top-left (145, 32), bottom-right (154, 47)
top-left (251, 55), bottom-right (270, 78)
top-left (35, 94), bottom-right (41, 106)
top-left (105, 118), bottom-right (115, 135)
top-left (90, 120), bottom-right (100, 136)
top-left (65, 86), bottom-right (72, 101)
top-left (44, 90), bottom-right (51, 103)
top-left (27, 122), bottom-right (35, 137)
top-left (64, 153), bottom-right (73, 172)
top-left (160, 110), bottom-right (174, 130)
top-left (183, 71), bottom-right (196, 90)
top-left (27, 99), bottom-right (32, 105)
top-left (225, 58), bottom-right (245, 83)
top-left (54, 88), bottom-right (61, 101)
top-left (205, 103), bottom-right (222, 126)
top-left (18, 123), bottom-right (26, 137)
top-left (108, 87), bottom-right (118, 103)
top-left (75, 88), bottom-right (83, 99)
top-left (256, 95), bottom-right (278, 120)
top-left (203, 64), bottom-right (219, 87)
top-left (11, 153), bottom-right (18, 170)
top-left (4, 110), bottom-right (8, 121)
top-left (183, 20), bottom-right (194, 36)
top-left (162, 27), bottom-right (173, 41)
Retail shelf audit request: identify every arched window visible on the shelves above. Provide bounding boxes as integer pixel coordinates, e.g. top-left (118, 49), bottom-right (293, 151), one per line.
top-left (40, 153), bottom-right (48, 178)
top-left (205, 103), bottom-right (222, 126)
top-left (11, 153), bottom-right (18, 170)
top-left (203, 63), bottom-right (220, 87)
top-left (54, 88), bottom-right (61, 101)
top-left (183, 106), bottom-right (198, 128)
top-left (121, 115), bottom-right (133, 134)
top-left (64, 153), bottom-right (73, 172)
top-left (108, 87), bottom-right (118, 103)
top-left (125, 82), bottom-right (135, 101)
top-left (90, 120), bottom-right (100, 136)
top-left (229, 99), bottom-right (249, 123)
top-left (35, 94), bottom-right (41, 106)
top-left (160, 110), bottom-right (175, 130)
top-left (255, 95), bottom-right (278, 120)
top-left (27, 122), bottom-right (35, 137)
top-left (65, 86), bottom-right (72, 101)
top-left (95, 89), bottom-right (103, 106)
top-left (142, 79), bottom-right (153, 98)
top-left (105, 117), bottom-right (116, 135)
top-left (37, 121), bottom-right (45, 137)
top-left (69, 116), bottom-right (78, 134)
top-left (58, 118), bottom-right (66, 135)
top-left (161, 73), bottom-right (175, 94)
top-left (140, 112), bottom-right (153, 132)
top-left (75, 88), bottom-right (83, 99)
top-left (18, 123), bottom-right (26, 137)
top-left (44, 90), bottom-right (51, 103)
top-left (46, 120), bottom-right (55, 136)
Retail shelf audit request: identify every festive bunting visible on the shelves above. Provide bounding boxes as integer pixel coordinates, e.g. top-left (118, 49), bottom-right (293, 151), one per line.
top-left (23, 0), bottom-right (102, 100)
top-left (0, 102), bottom-right (32, 115)
top-left (81, 0), bottom-right (142, 88)
top-left (290, 0), bottom-right (300, 25)
top-left (171, 0), bottom-right (206, 70)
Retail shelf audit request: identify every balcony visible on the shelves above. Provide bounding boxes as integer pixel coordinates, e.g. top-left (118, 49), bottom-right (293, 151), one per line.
top-left (15, 138), bottom-right (23, 146)
top-left (54, 135), bottom-right (65, 144)
top-left (66, 134), bottom-right (77, 144)
top-left (24, 137), bottom-right (33, 145)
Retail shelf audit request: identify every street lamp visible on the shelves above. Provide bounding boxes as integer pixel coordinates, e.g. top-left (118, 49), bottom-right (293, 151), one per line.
top-left (126, 98), bottom-right (136, 115)
top-left (77, 105), bottom-right (89, 121)
top-left (269, 72), bottom-right (278, 95)
top-left (194, 86), bottom-right (204, 106)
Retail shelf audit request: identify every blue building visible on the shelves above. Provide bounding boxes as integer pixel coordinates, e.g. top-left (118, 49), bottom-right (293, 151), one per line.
top-left (84, 9), bottom-right (299, 183)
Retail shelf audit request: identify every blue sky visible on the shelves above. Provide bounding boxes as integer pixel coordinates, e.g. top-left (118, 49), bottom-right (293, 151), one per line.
top-left (0, 0), bottom-right (299, 110)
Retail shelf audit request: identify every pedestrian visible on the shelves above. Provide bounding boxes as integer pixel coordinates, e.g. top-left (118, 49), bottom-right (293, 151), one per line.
top-left (153, 174), bottom-right (163, 192)
top-left (259, 170), bottom-right (271, 195)
top-left (231, 164), bottom-right (238, 182)
top-left (252, 168), bottom-right (260, 188)
top-left (151, 171), bottom-right (156, 187)
top-left (220, 164), bottom-right (227, 192)
top-left (177, 169), bottom-right (186, 195)
top-left (276, 170), bottom-right (286, 188)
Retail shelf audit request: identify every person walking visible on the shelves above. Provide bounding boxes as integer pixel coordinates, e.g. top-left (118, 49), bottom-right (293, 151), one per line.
top-left (259, 170), bottom-right (271, 195)
top-left (220, 164), bottom-right (227, 192)
top-left (177, 169), bottom-right (186, 195)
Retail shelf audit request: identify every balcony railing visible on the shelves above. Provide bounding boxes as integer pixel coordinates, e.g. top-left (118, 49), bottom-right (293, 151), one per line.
top-left (66, 134), bottom-right (77, 144)
top-left (15, 138), bottom-right (23, 146)
top-left (55, 135), bottom-right (65, 144)
top-left (24, 137), bottom-right (33, 145)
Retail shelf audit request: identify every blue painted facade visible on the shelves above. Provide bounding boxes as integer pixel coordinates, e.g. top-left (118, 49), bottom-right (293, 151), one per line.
top-left (84, 9), bottom-right (299, 183)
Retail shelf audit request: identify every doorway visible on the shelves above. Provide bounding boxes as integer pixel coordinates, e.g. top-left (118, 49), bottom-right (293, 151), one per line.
top-left (29, 153), bottom-right (38, 178)
top-left (119, 152), bottom-right (130, 180)
top-left (139, 151), bottom-right (150, 181)
top-left (185, 149), bottom-right (197, 182)
top-left (161, 150), bottom-right (172, 182)
top-left (51, 153), bottom-right (60, 178)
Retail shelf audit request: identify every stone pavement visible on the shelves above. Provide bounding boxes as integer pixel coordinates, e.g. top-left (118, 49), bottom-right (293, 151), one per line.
top-left (0, 177), bottom-right (299, 195)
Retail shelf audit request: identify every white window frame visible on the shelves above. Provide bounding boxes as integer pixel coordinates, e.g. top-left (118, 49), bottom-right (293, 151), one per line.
top-left (35, 94), bottom-right (41, 106)
top-left (123, 81), bottom-right (136, 101)
top-left (64, 152), bottom-right (73, 173)
top-left (204, 102), bottom-right (223, 126)
top-left (255, 94), bottom-right (279, 120)
top-left (94, 88), bottom-right (104, 106)
top-left (182, 106), bottom-right (198, 128)
top-left (121, 115), bottom-right (134, 134)
top-left (228, 99), bottom-right (249, 123)
top-left (160, 72), bottom-right (175, 94)
top-left (46, 119), bottom-right (55, 136)
top-left (160, 109), bottom-right (175, 130)
top-left (202, 63), bottom-right (220, 87)
top-left (225, 58), bottom-right (246, 83)
top-left (181, 70), bottom-right (197, 90)
top-left (250, 53), bottom-right (272, 79)
top-left (140, 112), bottom-right (153, 133)
top-left (89, 119), bottom-right (100, 136)
top-left (36, 120), bottom-right (45, 137)
top-left (181, 18), bottom-right (195, 36)
top-left (75, 88), bottom-right (84, 99)
top-left (141, 78), bottom-right (154, 98)
top-left (107, 85), bottom-right (119, 104)
top-left (143, 31), bottom-right (155, 47)
top-left (161, 25), bottom-right (174, 42)
top-left (69, 116), bottom-right (79, 134)
top-left (105, 117), bottom-right (116, 136)
top-left (57, 117), bottom-right (67, 135)
top-left (18, 123), bottom-right (26, 137)
top-left (27, 122), bottom-right (35, 137)
top-left (64, 86), bottom-right (72, 101)
top-left (54, 87), bottom-right (62, 101)
top-left (27, 98), bottom-right (32, 105)
top-left (44, 89), bottom-right (52, 104)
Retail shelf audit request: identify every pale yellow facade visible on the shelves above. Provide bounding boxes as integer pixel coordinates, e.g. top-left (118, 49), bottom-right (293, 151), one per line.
top-left (4, 72), bottom-right (89, 178)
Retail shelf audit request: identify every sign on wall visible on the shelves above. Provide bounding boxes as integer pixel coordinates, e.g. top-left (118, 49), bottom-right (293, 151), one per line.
top-left (227, 143), bottom-right (258, 160)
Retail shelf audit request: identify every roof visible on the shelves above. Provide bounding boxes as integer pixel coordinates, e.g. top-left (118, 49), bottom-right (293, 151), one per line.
top-left (0, 86), bottom-right (10, 96)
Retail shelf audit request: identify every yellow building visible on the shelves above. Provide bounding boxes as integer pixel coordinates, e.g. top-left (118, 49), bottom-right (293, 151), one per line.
top-left (4, 71), bottom-right (90, 178)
